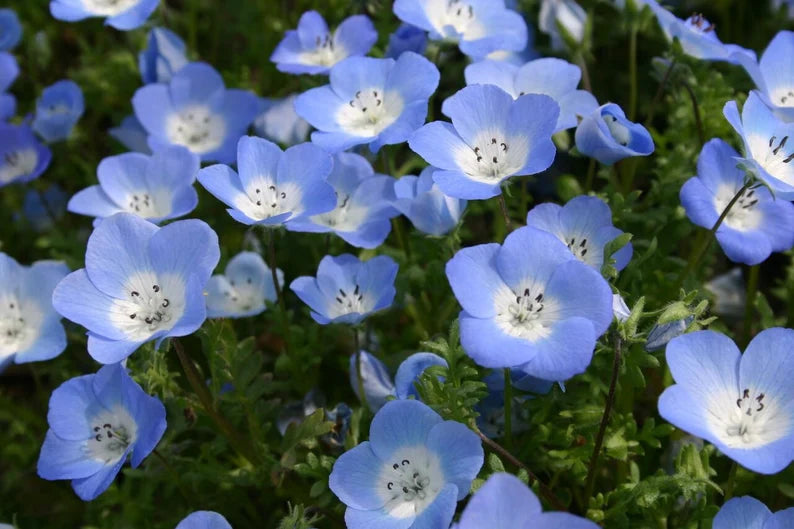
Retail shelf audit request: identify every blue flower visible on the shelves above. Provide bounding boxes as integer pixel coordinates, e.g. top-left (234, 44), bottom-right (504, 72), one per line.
top-left (37, 363), bottom-right (166, 501)
top-left (205, 251), bottom-right (283, 319)
top-left (349, 350), bottom-right (396, 412)
top-left (409, 84), bottom-right (559, 200)
top-left (254, 95), bottom-right (310, 146)
top-left (714, 497), bottom-right (794, 529)
top-left (139, 27), bottom-right (189, 84)
top-left (539, 0), bottom-right (586, 51)
top-left (446, 226), bottom-right (613, 381)
top-left (52, 213), bottom-right (220, 364)
top-left (50, 0), bottom-right (159, 31)
top-left (526, 195), bottom-right (633, 272)
top-left (176, 511), bottom-right (232, 529)
top-left (393, 167), bottom-right (467, 236)
top-left (329, 399), bottom-right (483, 529)
top-left (0, 9), bottom-right (21, 51)
top-left (132, 62), bottom-right (259, 163)
top-left (386, 24), bottom-right (428, 59)
top-left (737, 31), bottom-right (794, 123)
top-left (0, 52), bottom-right (18, 120)
top-left (68, 146), bottom-right (200, 225)
top-left (465, 58), bottom-right (597, 132)
top-left (658, 328), bottom-right (794, 474)
top-left (575, 102), bottom-right (654, 165)
top-left (287, 152), bottom-right (398, 248)
top-left (294, 52), bottom-right (440, 153)
top-left (681, 139), bottom-right (794, 265)
top-left (20, 184), bottom-right (68, 232)
top-left (457, 472), bottom-right (599, 529)
top-left (270, 11), bottom-right (377, 75)
top-left (0, 254), bottom-right (69, 372)
top-left (109, 115), bottom-right (151, 154)
top-left (197, 136), bottom-right (336, 227)
top-left (0, 124), bottom-right (52, 188)
top-left (724, 91), bottom-right (794, 199)
top-left (290, 254), bottom-right (398, 325)
top-left (394, 352), bottom-right (447, 400)
top-left (393, 0), bottom-right (527, 59)
top-left (32, 80), bottom-right (85, 143)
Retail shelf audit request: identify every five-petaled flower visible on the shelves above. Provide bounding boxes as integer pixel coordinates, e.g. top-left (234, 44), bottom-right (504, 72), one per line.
top-left (393, 167), bottom-right (467, 236)
top-left (205, 251), bottom-right (284, 319)
top-left (0, 123), bottom-right (52, 188)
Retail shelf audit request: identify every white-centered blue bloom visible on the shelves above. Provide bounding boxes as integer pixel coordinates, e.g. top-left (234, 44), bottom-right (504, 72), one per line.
top-left (350, 350), bottom-right (396, 412)
top-left (271, 11), bottom-right (377, 75)
top-left (465, 58), bottom-right (597, 132)
top-left (0, 52), bottom-right (19, 121)
top-left (68, 146), bottom-right (200, 225)
top-left (133, 62), bottom-right (259, 163)
top-left (386, 23), bottom-right (428, 59)
top-left (294, 52), bottom-right (440, 153)
top-left (680, 139), bottom-right (794, 265)
top-left (37, 363), bottom-right (166, 500)
top-left (197, 135), bottom-right (336, 227)
top-left (287, 152), bottom-right (398, 248)
top-left (109, 115), bottom-right (151, 154)
top-left (290, 254), bottom-right (398, 325)
top-left (254, 95), bottom-right (310, 146)
top-left (446, 226), bottom-right (613, 381)
top-left (410, 84), bottom-right (559, 200)
top-left (658, 328), bottom-right (794, 474)
top-left (736, 31), bottom-right (794, 123)
top-left (0, 9), bottom-right (21, 51)
top-left (575, 102), bottom-right (654, 165)
top-left (176, 511), bottom-right (233, 529)
top-left (393, 0), bottom-right (528, 59)
top-left (52, 213), bottom-right (220, 364)
top-left (329, 399), bottom-right (483, 529)
top-left (50, 0), bottom-right (159, 31)
top-left (724, 91), bottom-right (794, 200)
top-left (539, 0), bottom-right (587, 51)
top-left (205, 251), bottom-right (283, 319)
top-left (139, 27), bottom-right (189, 85)
top-left (714, 496), bottom-right (794, 529)
top-left (526, 195), bottom-right (633, 272)
top-left (32, 80), bottom-right (85, 143)
top-left (0, 124), bottom-right (52, 188)
top-left (393, 167), bottom-right (467, 236)
top-left (0, 254), bottom-right (69, 372)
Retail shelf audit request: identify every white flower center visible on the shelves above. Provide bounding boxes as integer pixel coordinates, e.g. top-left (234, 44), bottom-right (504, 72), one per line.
top-left (311, 192), bottom-right (368, 231)
top-left (0, 149), bottom-right (38, 185)
top-left (684, 13), bottom-right (717, 37)
top-left (165, 105), bottom-right (226, 155)
top-left (494, 284), bottom-right (555, 341)
top-left (772, 88), bottom-right (794, 108)
top-left (335, 88), bottom-right (404, 138)
top-left (0, 295), bottom-right (40, 355)
top-left (749, 134), bottom-right (794, 184)
top-left (86, 406), bottom-right (138, 464)
top-left (219, 276), bottom-right (261, 313)
top-left (709, 387), bottom-right (790, 449)
top-left (453, 131), bottom-right (529, 182)
top-left (378, 446), bottom-right (444, 519)
top-left (109, 273), bottom-right (185, 341)
top-left (233, 180), bottom-right (303, 222)
top-left (714, 185), bottom-right (763, 231)
top-left (327, 283), bottom-right (373, 319)
top-left (603, 114), bottom-right (631, 146)
top-left (83, 0), bottom-right (138, 16)
top-left (298, 33), bottom-right (347, 67)
top-left (426, 0), bottom-right (486, 40)
top-left (123, 190), bottom-right (171, 219)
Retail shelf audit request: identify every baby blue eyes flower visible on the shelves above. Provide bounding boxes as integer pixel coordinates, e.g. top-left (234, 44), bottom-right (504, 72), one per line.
top-left (526, 195), bottom-right (633, 272)
top-left (37, 363), bottom-right (166, 501)
top-left (393, 167), bottom-right (467, 236)
top-left (714, 497), bottom-right (794, 529)
top-left (680, 139), bottom-right (794, 265)
top-left (410, 84), bottom-right (559, 200)
top-left (0, 254), bottom-right (69, 372)
top-left (446, 226), bottom-right (613, 381)
top-left (465, 58), bottom-right (597, 132)
top-left (290, 254), bottom-right (398, 325)
top-left (575, 102), bottom-right (654, 165)
top-left (287, 152), bottom-right (398, 249)
top-left (133, 62), bottom-right (259, 163)
top-left (68, 146), bottom-right (200, 224)
top-left (386, 24), bottom-right (428, 59)
top-left (737, 31), bottom-right (794, 123)
top-left (724, 91), bottom-right (794, 199)
top-left (176, 511), bottom-right (232, 529)
top-left (329, 399), bottom-right (483, 529)
top-left (457, 472), bottom-right (599, 529)
top-left (254, 95), bottom-right (310, 146)
top-left (658, 328), bottom-right (794, 474)
top-left (50, 0), bottom-right (159, 31)
top-left (205, 251), bottom-right (284, 319)
top-left (52, 213), bottom-right (220, 364)
top-left (271, 11), bottom-right (377, 75)
top-left (393, 0), bottom-right (528, 59)
top-left (32, 80), bottom-right (85, 143)
top-left (295, 52), bottom-right (440, 153)
top-left (350, 350), bottom-right (396, 412)
top-left (539, 0), bottom-right (586, 51)
top-left (197, 136), bottom-right (335, 227)
top-left (0, 124), bottom-right (52, 188)
top-left (0, 52), bottom-right (19, 120)
top-left (139, 27), bottom-right (189, 85)
top-left (0, 9), bottom-right (21, 51)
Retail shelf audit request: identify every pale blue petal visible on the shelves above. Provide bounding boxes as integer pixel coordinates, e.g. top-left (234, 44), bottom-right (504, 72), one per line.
top-left (458, 473), bottom-right (541, 529)
top-left (329, 441), bottom-right (386, 511)
top-left (37, 431), bottom-right (105, 480)
top-left (713, 497), bottom-right (771, 529)
top-left (445, 243), bottom-right (505, 319)
top-left (368, 400), bottom-right (442, 460)
top-left (426, 421), bottom-right (482, 499)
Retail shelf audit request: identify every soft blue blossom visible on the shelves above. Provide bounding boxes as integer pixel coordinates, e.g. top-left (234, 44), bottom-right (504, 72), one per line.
top-left (205, 251), bottom-right (283, 319)
top-left (0, 254), bottom-right (69, 372)
top-left (393, 0), bottom-right (528, 59)
top-left (736, 31), bottom-right (794, 122)
top-left (386, 23), bottom-right (428, 59)
top-left (393, 167), bottom-right (467, 236)
top-left (295, 52), bottom-right (440, 153)
top-left (394, 352), bottom-right (447, 400)
top-left (0, 9), bottom-right (21, 51)
top-left (197, 136), bottom-right (335, 227)
top-left (20, 185), bottom-right (68, 232)
top-left (52, 213), bottom-right (220, 364)
top-left (254, 95), bottom-right (310, 146)
top-left (0, 124), bottom-right (52, 188)
top-left (50, 0), bottom-right (159, 31)
top-left (133, 62), bottom-right (259, 163)
top-left (68, 146), bottom-right (200, 224)
top-left (139, 27), bottom-right (189, 84)
top-left (287, 152), bottom-right (398, 248)
top-left (176, 511), bottom-right (232, 529)
top-left (36, 363), bottom-right (166, 500)
top-left (290, 254), bottom-right (398, 325)
top-left (0, 52), bottom-right (18, 120)
top-left (270, 11), bottom-right (377, 75)
top-left (32, 80), bottom-right (85, 143)
top-left (410, 84), bottom-right (559, 200)
top-left (446, 226), bottom-right (613, 380)
top-left (658, 328), bottom-right (794, 474)
top-left (714, 496), bottom-right (794, 529)
top-left (350, 350), bottom-right (396, 412)
top-left (681, 139), bottom-right (794, 265)
top-left (109, 115), bottom-right (151, 154)
top-left (329, 399), bottom-right (483, 529)
top-left (539, 0), bottom-right (586, 51)
top-left (575, 102), bottom-right (654, 165)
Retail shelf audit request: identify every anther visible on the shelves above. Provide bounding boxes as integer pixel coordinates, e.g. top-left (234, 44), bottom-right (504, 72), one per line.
top-left (773, 136), bottom-right (789, 155)
top-left (152, 285), bottom-right (160, 293)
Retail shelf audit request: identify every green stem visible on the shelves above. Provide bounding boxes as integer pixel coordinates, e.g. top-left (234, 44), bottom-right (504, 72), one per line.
top-left (497, 194), bottom-right (512, 232)
top-left (584, 158), bottom-right (596, 193)
top-left (392, 218), bottom-right (411, 259)
top-left (680, 81), bottom-right (705, 147)
top-left (741, 265), bottom-right (760, 347)
top-left (724, 461), bottom-right (739, 502)
top-left (577, 52), bottom-right (593, 93)
top-left (266, 229), bottom-right (291, 354)
top-left (503, 368), bottom-right (513, 450)
top-left (353, 327), bottom-right (370, 412)
top-left (645, 59), bottom-right (676, 127)
top-left (628, 24), bottom-right (638, 121)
